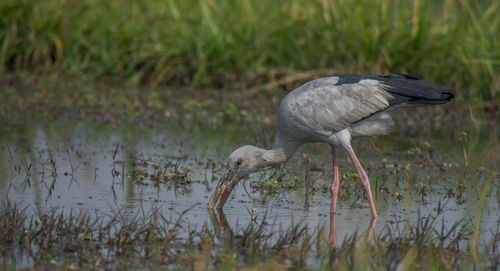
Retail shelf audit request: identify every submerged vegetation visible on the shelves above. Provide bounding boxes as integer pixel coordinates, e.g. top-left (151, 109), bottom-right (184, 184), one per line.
top-left (0, 0), bottom-right (499, 101)
top-left (0, 199), bottom-right (499, 270)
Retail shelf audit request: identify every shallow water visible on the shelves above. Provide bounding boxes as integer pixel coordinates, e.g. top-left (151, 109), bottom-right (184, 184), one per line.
top-left (0, 116), bottom-right (499, 263)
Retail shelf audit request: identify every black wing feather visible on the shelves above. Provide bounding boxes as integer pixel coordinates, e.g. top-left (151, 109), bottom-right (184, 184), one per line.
top-left (335, 73), bottom-right (454, 106)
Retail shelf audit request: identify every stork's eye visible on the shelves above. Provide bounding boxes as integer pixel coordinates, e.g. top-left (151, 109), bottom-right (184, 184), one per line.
top-left (236, 159), bottom-right (243, 166)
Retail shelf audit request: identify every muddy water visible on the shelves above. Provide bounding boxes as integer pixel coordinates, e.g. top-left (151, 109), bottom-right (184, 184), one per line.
top-left (0, 118), bottom-right (499, 251)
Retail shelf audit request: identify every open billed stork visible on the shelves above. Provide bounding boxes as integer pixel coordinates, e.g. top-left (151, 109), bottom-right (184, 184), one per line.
top-left (208, 74), bottom-right (453, 217)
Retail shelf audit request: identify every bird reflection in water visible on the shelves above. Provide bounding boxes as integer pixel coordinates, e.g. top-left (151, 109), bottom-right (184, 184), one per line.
top-left (208, 209), bottom-right (232, 237)
top-left (209, 209), bottom-right (377, 250)
top-left (329, 214), bottom-right (377, 250)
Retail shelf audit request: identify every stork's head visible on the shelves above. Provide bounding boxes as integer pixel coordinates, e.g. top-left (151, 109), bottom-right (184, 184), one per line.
top-left (208, 145), bottom-right (266, 209)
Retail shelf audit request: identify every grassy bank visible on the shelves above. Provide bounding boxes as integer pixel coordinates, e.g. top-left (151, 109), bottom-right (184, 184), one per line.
top-left (0, 0), bottom-right (499, 101)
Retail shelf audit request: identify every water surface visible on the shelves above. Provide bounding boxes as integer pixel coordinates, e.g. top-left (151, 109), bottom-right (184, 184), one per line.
top-left (0, 118), bottom-right (499, 257)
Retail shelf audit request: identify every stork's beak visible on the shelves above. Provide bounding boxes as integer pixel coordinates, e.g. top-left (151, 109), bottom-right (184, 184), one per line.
top-left (208, 170), bottom-right (238, 209)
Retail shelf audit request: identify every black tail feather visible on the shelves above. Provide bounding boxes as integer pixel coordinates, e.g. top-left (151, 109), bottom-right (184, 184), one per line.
top-left (381, 74), bottom-right (454, 106)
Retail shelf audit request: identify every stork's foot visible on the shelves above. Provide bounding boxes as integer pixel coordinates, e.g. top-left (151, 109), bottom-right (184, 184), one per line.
top-left (329, 212), bottom-right (337, 250)
top-left (361, 176), bottom-right (378, 218)
top-left (366, 217), bottom-right (377, 241)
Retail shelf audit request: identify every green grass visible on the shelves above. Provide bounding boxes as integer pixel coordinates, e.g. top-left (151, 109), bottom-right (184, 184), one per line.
top-left (0, 0), bottom-right (499, 101)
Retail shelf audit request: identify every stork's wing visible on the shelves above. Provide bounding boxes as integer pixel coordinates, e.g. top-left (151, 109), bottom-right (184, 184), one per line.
top-left (282, 77), bottom-right (393, 136)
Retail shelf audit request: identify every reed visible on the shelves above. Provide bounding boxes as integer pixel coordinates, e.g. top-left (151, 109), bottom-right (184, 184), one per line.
top-left (0, 199), bottom-right (496, 270)
top-left (0, 0), bottom-right (498, 100)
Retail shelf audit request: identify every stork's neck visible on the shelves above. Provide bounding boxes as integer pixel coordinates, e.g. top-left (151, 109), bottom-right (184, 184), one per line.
top-left (260, 136), bottom-right (300, 168)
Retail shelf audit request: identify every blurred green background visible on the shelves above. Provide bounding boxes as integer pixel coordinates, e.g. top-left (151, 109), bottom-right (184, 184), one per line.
top-left (0, 0), bottom-right (498, 102)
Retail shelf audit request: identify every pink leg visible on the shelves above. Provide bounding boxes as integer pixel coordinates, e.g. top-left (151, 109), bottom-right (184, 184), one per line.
top-left (330, 146), bottom-right (340, 214)
top-left (366, 217), bottom-right (377, 242)
top-left (345, 145), bottom-right (378, 218)
top-left (329, 212), bottom-right (337, 250)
